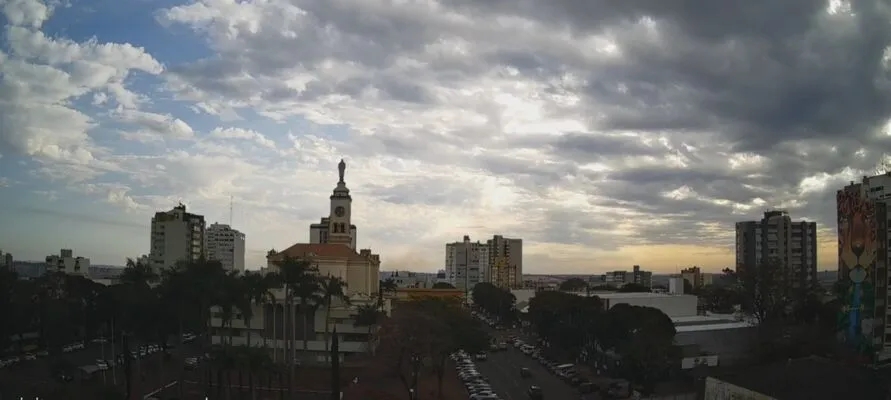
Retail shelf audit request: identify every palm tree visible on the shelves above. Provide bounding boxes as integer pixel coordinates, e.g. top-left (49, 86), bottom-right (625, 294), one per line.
top-left (319, 275), bottom-right (349, 363)
top-left (378, 278), bottom-right (397, 312)
top-left (353, 304), bottom-right (383, 355)
top-left (293, 272), bottom-right (322, 361)
top-left (274, 257), bottom-right (317, 393)
top-left (120, 258), bottom-right (159, 287)
top-left (239, 271), bottom-right (271, 349)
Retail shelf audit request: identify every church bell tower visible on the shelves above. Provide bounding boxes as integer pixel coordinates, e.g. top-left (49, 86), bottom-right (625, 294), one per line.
top-left (328, 159), bottom-right (353, 248)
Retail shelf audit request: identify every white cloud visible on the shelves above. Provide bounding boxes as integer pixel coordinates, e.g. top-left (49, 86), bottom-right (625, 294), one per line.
top-left (4, 0), bottom-right (890, 273)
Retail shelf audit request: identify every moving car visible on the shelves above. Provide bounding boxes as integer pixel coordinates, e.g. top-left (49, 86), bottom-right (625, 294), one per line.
top-left (520, 367), bottom-right (531, 378)
top-left (527, 385), bottom-right (543, 399)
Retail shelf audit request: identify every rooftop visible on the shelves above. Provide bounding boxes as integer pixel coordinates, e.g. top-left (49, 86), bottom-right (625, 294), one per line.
top-left (712, 356), bottom-right (889, 400)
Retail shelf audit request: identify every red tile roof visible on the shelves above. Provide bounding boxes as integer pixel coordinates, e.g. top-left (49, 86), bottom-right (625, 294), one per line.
top-left (269, 243), bottom-right (364, 261)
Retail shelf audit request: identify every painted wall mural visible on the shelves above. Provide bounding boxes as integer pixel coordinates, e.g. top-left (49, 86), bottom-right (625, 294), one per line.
top-left (836, 188), bottom-right (877, 358)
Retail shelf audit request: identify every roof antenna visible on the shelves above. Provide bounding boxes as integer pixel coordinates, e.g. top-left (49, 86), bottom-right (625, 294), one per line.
top-left (229, 195), bottom-right (234, 226)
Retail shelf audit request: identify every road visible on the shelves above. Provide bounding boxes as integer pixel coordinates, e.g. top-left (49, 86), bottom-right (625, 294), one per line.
top-left (474, 345), bottom-right (580, 400)
top-left (0, 336), bottom-right (204, 399)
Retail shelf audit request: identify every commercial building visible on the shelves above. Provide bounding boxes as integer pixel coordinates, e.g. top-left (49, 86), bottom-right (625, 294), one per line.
top-left (837, 176), bottom-right (891, 365)
top-left (45, 249), bottom-right (90, 277)
top-left (601, 265), bottom-right (653, 288)
top-left (209, 160), bottom-right (384, 364)
top-left (735, 210), bottom-right (817, 288)
top-left (149, 204), bottom-right (206, 273)
top-left (206, 223), bottom-right (246, 272)
top-left (445, 235), bottom-right (486, 292)
top-left (680, 266), bottom-right (714, 289)
top-left (487, 235), bottom-right (522, 289)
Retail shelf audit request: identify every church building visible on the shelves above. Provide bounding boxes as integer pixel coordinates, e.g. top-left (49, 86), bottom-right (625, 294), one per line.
top-left (209, 159), bottom-right (384, 364)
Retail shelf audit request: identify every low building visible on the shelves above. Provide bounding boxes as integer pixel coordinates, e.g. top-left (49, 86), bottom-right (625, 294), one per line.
top-left (704, 356), bottom-right (889, 400)
top-left (594, 292), bottom-right (698, 318)
top-left (393, 288), bottom-right (465, 302)
top-left (673, 314), bottom-right (756, 368)
top-left (601, 265), bottom-right (653, 288)
top-left (380, 270), bottom-right (446, 288)
top-left (45, 249), bottom-right (90, 277)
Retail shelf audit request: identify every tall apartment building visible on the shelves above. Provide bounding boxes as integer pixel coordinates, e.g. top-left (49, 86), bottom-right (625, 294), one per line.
top-left (838, 175), bottom-right (891, 365)
top-left (45, 248), bottom-right (90, 277)
top-left (487, 235), bottom-right (523, 289)
top-left (206, 223), bottom-right (246, 272)
top-left (735, 210), bottom-right (817, 288)
top-left (149, 204), bottom-right (206, 273)
top-left (0, 250), bottom-right (12, 268)
top-left (445, 235), bottom-right (486, 292)
top-left (681, 266), bottom-right (704, 289)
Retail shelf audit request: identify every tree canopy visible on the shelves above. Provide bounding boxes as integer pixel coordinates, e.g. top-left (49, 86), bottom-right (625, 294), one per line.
top-left (432, 282), bottom-right (456, 289)
top-left (525, 290), bottom-right (678, 393)
top-left (558, 277), bottom-right (588, 292)
top-left (471, 283), bottom-right (517, 322)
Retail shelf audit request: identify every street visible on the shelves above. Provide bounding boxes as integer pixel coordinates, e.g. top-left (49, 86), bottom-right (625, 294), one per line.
top-left (474, 345), bottom-right (580, 400)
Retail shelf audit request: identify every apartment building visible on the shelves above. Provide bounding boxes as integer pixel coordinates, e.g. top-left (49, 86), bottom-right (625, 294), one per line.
top-left (603, 265), bottom-right (653, 288)
top-left (445, 236), bottom-right (486, 292)
top-left (206, 223), bottom-right (246, 272)
top-left (149, 204), bottom-right (206, 273)
top-left (487, 235), bottom-right (523, 289)
top-left (838, 175), bottom-right (891, 365)
top-left (45, 248), bottom-right (90, 277)
top-left (735, 210), bottom-right (817, 288)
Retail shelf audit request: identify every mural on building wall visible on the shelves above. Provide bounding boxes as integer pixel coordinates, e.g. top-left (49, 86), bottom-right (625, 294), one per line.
top-left (836, 188), bottom-right (877, 358)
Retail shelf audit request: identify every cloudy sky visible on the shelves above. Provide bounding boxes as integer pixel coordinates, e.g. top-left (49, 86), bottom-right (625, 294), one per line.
top-left (0, 0), bottom-right (889, 274)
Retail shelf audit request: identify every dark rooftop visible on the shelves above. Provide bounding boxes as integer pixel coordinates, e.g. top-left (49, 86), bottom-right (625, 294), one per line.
top-left (712, 356), bottom-right (889, 400)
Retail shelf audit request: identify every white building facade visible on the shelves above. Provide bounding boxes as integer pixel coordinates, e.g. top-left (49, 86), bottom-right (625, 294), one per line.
top-left (206, 223), bottom-right (246, 272)
top-left (445, 236), bottom-right (486, 292)
top-left (149, 204), bottom-right (206, 273)
top-left (487, 235), bottom-right (523, 289)
top-left (45, 248), bottom-right (90, 277)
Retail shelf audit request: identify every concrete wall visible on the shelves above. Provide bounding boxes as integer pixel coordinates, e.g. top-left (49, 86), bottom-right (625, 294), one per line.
top-left (675, 327), bottom-right (758, 366)
top-left (599, 294), bottom-right (698, 318)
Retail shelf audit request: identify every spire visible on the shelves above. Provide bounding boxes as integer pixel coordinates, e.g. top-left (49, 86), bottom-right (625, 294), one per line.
top-left (338, 159), bottom-right (346, 183)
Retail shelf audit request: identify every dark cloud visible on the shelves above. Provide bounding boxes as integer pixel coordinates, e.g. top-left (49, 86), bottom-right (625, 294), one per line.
top-left (157, 0), bottom-right (891, 270)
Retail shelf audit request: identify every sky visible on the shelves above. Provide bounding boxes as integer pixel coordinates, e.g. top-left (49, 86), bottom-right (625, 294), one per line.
top-left (0, 0), bottom-right (889, 274)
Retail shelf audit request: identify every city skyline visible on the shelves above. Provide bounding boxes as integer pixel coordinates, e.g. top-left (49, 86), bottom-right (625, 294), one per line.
top-left (0, 0), bottom-right (886, 273)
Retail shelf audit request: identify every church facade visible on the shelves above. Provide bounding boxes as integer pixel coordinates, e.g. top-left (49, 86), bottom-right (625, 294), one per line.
top-left (209, 159), bottom-right (384, 364)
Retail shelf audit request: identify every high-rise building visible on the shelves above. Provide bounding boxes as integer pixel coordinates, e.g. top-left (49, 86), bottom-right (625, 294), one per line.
top-left (445, 235), bottom-right (486, 292)
top-left (681, 266), bottom-right (704, 289)
top-left (487, 235), bottom-right (523, 289)
top-left (149, 203), bottom-right (206, 273)
top-left (207, 223), bottom-right (246, 272)
top-left (45, 248), bottom-right (90, 277)
top-left (837, 175), bottom-right (891, 365)
top-left (735, 210), bottom-right (818, 288)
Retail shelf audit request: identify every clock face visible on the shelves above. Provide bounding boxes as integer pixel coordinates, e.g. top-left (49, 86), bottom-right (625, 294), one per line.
top-left (335, 206), bottom-right (345, 217)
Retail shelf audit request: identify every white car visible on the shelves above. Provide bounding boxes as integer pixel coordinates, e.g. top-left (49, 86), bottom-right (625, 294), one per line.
top-left (92, 338), bottom-right (108, 344)
top-left (24, 353), bottom-right (36, 361)
top-left (96, 360), bottom-right (109, 370)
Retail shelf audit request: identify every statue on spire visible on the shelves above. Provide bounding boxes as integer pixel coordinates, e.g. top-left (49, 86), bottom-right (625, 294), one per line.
top-left (338, 159), bottom-right (346, 183)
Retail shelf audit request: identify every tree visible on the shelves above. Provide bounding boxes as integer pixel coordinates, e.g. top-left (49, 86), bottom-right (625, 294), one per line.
top-left (471, 283), bottom-right (516, 322)
top-left (604, 304), bottom-right (679, 394)
top-left (558, 277), bottom-right (588, 292)
top-left (378, 298), bottom-right (489, 400)
top-left (319, 275), bottom-right (349, 363)
top-left (431, 282), bottom-right (455, 289)
top-left (378, 278), bottom-right (398, 311)
top-left (354, 304), bottom-right (384, 354)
